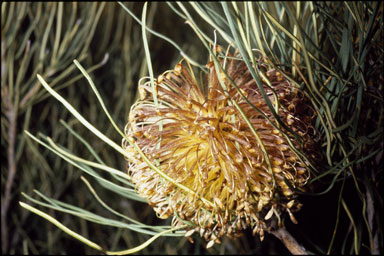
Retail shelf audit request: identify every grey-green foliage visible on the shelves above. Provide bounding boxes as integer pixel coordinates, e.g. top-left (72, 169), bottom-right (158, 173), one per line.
top-left (1, 2), bottom-right (158, 254)
top-left (2, 2), bottom-right (104, 254)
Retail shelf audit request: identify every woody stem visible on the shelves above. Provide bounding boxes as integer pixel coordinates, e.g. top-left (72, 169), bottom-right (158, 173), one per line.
top-left (269, 227), bottom-right (307, 255)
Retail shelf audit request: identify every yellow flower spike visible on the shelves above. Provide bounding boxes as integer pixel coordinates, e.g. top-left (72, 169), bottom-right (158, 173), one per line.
top-left (122, 49), bottom-right (317, 245)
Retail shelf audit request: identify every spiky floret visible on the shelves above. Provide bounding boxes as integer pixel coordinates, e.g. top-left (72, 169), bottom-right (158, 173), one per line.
top-left (122, 51), bottom-right (317, 247)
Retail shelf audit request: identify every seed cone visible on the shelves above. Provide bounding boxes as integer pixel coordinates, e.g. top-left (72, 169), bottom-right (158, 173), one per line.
top-left (122, 51), bottom-right (317, 246)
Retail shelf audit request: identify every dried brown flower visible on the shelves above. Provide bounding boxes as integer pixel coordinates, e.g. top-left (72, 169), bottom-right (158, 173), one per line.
top-left (122, 50), bottom-right (317, 247)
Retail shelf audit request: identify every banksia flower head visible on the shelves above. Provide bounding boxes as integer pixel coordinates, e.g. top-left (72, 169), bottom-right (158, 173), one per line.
top-left (122, 48), bottom-right (317, 247)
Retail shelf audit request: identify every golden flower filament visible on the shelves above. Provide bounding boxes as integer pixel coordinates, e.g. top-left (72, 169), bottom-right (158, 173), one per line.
top-left (122, 52), bottom-right (316, 247)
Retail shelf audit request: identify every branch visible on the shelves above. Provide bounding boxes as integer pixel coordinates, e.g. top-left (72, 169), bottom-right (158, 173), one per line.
top-left (269, 227), bottom-right (307, 255)
top-left (1, 108), bottom-right (17, 254)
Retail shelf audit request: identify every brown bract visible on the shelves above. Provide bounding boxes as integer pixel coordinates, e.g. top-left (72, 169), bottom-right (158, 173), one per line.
top-left (122, 51), bottom-right (317, 247)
